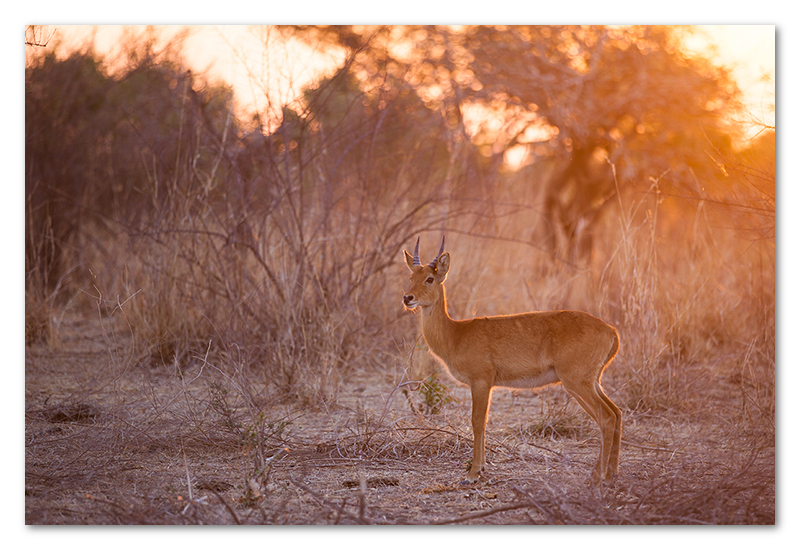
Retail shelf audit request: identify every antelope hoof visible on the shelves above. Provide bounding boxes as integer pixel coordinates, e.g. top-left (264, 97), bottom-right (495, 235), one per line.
top-left (461, 468), bottom-right (484, 485)
top-left (589, 470), bottom-right (617, 488)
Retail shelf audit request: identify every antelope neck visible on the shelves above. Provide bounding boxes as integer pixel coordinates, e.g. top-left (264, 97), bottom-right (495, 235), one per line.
top-left (419, 286), bottom-right (458, 359)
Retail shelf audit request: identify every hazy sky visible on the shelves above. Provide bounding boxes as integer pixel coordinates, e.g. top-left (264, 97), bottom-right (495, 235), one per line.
top-left (42, 25), bottom-right (776, 139)
top-left (688, 25), bottom-right (775, 132)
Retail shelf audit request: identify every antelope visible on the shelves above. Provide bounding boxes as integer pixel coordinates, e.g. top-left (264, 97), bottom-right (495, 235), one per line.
top-left (402, 236), bottom-right (622, 485)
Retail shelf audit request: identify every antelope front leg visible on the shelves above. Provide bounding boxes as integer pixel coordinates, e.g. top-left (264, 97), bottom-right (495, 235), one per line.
top-left (464, 382), bottom-right (492, 484)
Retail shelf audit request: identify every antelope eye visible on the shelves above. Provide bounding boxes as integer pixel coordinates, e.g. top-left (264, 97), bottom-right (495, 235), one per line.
top-left (425, 277), bottom-right (435, 284)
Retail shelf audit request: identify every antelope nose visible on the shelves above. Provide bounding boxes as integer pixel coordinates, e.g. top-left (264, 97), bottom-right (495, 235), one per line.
top-left (403, 294), bottom-right (414, 306)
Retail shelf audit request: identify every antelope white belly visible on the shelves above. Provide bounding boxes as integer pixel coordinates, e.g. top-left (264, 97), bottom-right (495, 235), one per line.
top-left (495, 367), bottom-right (559, 390)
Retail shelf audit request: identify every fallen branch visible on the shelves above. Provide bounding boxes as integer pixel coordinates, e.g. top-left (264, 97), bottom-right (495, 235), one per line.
top-left (288, 475), bottom-right (384, 525)
top-left (428, 502), bottom-right (530, 525)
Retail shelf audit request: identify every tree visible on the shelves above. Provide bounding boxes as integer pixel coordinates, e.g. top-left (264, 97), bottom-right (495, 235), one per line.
top-left (288, 25), bottom-right (745, 263)
top-left (25, 38), bottom-right (236, 296)
top-left (26, 51), bottom-right (114, 293)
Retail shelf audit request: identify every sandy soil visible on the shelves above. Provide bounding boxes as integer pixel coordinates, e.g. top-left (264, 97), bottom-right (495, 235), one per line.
top-left (25, 314), bottom-right (774, 525)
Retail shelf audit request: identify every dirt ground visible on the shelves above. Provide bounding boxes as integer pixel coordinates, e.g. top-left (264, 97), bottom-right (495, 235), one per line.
top-left (24, 314), bottom-right (775, 525)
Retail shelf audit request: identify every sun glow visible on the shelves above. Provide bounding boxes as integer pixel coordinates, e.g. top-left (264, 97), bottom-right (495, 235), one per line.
top-left (43, 25), bottom-right (346, 132)
top-left (36, 24), bottom-right (774, 141)
top-left (682, 25), bottom-right (775, 137)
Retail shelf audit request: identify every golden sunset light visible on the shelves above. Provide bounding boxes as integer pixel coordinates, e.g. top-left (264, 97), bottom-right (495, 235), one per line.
top-left (40, 25), bottom-right (774, 140)
top-left (685, 25), bottom-right (775, 134)
top-left (25, 24), bottom-right (775, 529)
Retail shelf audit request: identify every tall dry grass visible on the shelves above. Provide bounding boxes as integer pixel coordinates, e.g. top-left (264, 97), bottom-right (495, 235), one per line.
top-left (57, 138), bottom-right (774, 423)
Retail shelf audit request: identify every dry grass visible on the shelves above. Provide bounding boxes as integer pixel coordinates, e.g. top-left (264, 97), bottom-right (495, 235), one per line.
top-left (25, 160), bottom-right (774, 524)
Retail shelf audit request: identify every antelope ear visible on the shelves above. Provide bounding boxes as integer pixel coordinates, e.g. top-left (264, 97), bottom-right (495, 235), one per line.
top-left (435, 252), bottom-right (450, 281)
top-left (404, 250), bottom-right (415, 270)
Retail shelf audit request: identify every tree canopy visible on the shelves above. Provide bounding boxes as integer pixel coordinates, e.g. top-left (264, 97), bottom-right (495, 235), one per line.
top-left (283, 25), bottom-right (748, 259)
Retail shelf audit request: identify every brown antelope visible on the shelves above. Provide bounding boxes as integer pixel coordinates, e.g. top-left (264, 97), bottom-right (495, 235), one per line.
top-left (402, 236), bottom-right (622, 485)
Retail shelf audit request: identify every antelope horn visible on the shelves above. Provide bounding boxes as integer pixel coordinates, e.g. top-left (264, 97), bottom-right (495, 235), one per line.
top-left (412, 237), bottom-right (422, 266)
top-left (428, 235), bottom-right (446, 268)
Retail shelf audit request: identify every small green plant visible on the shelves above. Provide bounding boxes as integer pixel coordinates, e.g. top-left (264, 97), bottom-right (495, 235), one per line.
top-left (243, 414), bottom-right (291, 448)
top-left (419, 372), bottom-right (454, 415)
top-left (521, 408), bottom-right (587, 440)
